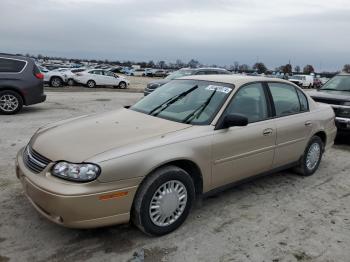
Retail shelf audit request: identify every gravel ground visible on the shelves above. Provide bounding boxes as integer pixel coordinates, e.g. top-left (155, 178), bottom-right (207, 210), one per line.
top-left (0, 92), bottom-right (350, 262)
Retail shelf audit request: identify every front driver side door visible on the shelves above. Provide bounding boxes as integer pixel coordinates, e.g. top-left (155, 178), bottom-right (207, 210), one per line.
top-left (211, 82), bottom-right (276, 188)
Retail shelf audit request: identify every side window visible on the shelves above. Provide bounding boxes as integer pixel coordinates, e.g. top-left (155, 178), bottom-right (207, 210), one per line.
top-left (225, 83), bottom-right (269, 123)
top-left (104, 71), bottom-right (114, 77)
top-left (296, 89), bottom-right (309, 112)
top-left (269, 83), bottom-right (301, 116)
top-left (195, 71), bottom-right (206, 75)
top-left (0, 58), bottom-right (26, 73)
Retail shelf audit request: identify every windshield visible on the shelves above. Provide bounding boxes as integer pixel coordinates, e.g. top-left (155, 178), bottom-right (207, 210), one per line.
top-left (165, 69), bottom-right (193, 80)
top-left (131, 80), bottom-right (234, 125)
top-left (321, 75), bottom-right (350, 91)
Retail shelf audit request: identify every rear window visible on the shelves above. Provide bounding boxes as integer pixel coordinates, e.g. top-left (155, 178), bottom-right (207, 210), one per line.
top-left (0, 58), bottom-right (26, 73)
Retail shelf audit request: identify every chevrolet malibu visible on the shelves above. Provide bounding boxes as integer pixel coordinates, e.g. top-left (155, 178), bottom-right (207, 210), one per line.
top-left (16, 75), bottom-right (337, 236)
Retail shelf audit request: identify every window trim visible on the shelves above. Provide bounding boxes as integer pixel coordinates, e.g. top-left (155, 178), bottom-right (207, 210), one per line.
top-left (266, 81), bottom-right (310, 119)
top-left (0, 56), bottom-right (28, 74)
top-left (215, 81), bottom-right (273, 128)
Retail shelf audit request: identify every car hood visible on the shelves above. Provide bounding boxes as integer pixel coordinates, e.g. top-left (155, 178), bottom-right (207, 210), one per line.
top-left (30, 108), bottom-right (190, 163)
top-left (309, 90), bottom-right (350, 103)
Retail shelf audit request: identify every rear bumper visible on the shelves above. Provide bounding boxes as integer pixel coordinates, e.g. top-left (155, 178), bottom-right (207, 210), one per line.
top-left (25, 92), bottom-right (46, 106)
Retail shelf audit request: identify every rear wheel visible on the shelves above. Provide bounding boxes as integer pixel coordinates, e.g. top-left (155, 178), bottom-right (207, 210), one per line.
top-left (0, 90), bottom-right (23, 115)
top-left (50, 77), bottom-right (63, 87)
top-left (132, 166), bottom-right (195, 236)
top-left (86, 80), bottom-right (96, 88)
top-left (295, 136), bottom-right (324, 176)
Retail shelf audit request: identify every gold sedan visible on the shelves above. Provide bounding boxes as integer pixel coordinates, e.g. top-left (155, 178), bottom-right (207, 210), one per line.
top-left (16, 75), bottom-right (337, 236)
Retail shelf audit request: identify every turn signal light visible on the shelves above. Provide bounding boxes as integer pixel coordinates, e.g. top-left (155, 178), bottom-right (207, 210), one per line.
top-left (99, 191), bottom-right (128, 201)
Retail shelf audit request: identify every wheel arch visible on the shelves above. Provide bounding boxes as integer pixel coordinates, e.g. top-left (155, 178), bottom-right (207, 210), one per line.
top-left (312, 130), bottom-right (327, 149)
top-left (50, 75), bottom-right (64, 82)
top-left (137, 159), bottom-right (204, 197)
top-left (0, 86), bottom-right (26, 105)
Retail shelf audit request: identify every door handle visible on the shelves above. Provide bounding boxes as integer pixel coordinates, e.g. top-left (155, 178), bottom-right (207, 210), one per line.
top-left (263, 128), bottom-right (273, 136)
top-left (305, 121), bottom-right (312, 126)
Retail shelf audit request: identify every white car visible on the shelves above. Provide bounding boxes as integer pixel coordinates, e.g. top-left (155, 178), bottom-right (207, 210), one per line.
top-left (74, 69), bottom-right (129, 88)
top-left (39, 67), bottom-right (68, 87)
top-left (289, 75), bottom-right (314, 88)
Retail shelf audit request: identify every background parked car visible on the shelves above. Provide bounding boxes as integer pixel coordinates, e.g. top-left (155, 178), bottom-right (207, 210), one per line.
top-left (152, 69), bottom-right (168, 77)
top-left (0, 53), bottom-right (46, 114)
top-left (74, 69), bottom-right (129, 88)
top-left (288, 74), bottom-right (314, 88)
top-left (144, 67), bottom-right (231, 95)
top-left (41, 67), bottom-right (67, 87)
top-left (309, 72), bottom-right (350, 133)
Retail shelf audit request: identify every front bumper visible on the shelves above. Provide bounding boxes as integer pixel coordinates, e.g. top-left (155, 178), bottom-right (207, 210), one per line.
top-left (335, 117), bottom-right (350, 131)
top-left (16, 148), bottom-right (140, 228)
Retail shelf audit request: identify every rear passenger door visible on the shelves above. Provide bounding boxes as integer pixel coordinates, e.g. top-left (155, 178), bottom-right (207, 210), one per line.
top-left (267, 82), bottom-right (313, 168)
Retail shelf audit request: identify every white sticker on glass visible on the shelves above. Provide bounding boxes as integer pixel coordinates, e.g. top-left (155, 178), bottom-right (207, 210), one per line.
top-left (205, 85), bottom-right (232, 94)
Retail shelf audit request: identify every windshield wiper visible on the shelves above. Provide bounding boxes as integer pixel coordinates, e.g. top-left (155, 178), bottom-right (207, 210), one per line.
top-left (148, 85), bottom-right (199, 116)
top-left (182, 89), bottom-right (217, 124)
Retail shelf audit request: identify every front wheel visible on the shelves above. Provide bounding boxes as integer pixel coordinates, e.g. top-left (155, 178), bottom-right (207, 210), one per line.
top-left (50, 77), bottom-right (63, 87)
top-left (294, 136), bottom-right (324, 176)
top-left (67, 78), bottom-right (75, 86)
top-left (132, 166), bottom-right (195, 236)
top-left (118, 81), bottom-right (127, 89)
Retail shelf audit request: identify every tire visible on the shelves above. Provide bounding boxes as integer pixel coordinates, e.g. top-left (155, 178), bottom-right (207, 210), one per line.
top-left (118, 81), bottom-right (127, 89)
top-left (67, 79), bottom-right (75, 86)
top-left (50, 77), bottom-right (63, 87)
top-left (0, 90), bottom-right (23, 115)
top-left (86, 80), bottom-right (96, 88)
top-left (294, 136), bottom-right (324, 176)
top-left (132, 165), bottom-right (195, 236)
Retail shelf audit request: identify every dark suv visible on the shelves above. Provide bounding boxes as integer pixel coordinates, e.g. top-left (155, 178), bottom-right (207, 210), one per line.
top-left (144, 67), bottom-right (231, 96)
top-left (0, 53), bottom-right (46, 114)
top-left (310, 73), bottom-right (350, 133)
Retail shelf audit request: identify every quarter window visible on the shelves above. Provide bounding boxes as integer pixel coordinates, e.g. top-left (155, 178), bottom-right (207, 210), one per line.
top-left (269, 83), bottom-right (301, 116)
top-left (225, 83), bottom-right (269, 123)
top-left (296, 89), bottom-right (309, 112)
top-left (0, 58), bottom-right (26, 73)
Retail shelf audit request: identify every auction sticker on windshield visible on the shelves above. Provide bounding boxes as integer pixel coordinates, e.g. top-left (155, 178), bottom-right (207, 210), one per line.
top-left (205, 85), bottom-right (232, 94)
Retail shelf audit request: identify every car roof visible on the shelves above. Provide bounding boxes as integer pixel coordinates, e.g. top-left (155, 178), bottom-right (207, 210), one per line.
top-left (178, 74), bottom-right (294, 86)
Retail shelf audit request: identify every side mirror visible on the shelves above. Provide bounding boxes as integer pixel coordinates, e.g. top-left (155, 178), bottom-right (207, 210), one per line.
top-left (215, 114), bottom-right (248, 130)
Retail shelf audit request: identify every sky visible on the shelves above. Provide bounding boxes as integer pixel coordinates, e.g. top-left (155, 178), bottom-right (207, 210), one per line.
top-left (0, 0), bottom-right (350, 71)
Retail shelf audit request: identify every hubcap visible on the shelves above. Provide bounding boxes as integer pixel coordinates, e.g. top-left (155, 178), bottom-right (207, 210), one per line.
top-left (120, 82), bottom-right (126, 88)
top-left (149, 180), bottom-right (187, 227)
top-left (306, 143), bottom-right (321, 170)
top-left (52, 78), bottom-right (61, 87)
top-left (88, 81), bottom-right (94, 87)
top-left (0, 94), bottom-right (19, 112)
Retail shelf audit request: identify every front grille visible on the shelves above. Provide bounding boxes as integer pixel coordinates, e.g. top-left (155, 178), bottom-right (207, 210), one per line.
top-left (23, 146), bottom-right (51, 173)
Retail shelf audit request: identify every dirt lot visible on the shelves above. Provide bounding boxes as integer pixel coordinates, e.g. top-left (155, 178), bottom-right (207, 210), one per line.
top-left (0, 91), bottom-right (350, 262)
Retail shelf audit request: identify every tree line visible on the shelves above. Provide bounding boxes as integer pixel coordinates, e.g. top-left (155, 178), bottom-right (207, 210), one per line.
top-left (22, 53), bottom-right (348, 74)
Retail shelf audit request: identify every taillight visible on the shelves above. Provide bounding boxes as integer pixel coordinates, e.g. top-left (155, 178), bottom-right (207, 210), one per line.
top-left (35, 73), bottom-right (44, 79)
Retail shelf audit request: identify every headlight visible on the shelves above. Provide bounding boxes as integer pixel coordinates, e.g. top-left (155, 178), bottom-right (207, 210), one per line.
top-left (52, 162), bottom-right (100, 182)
